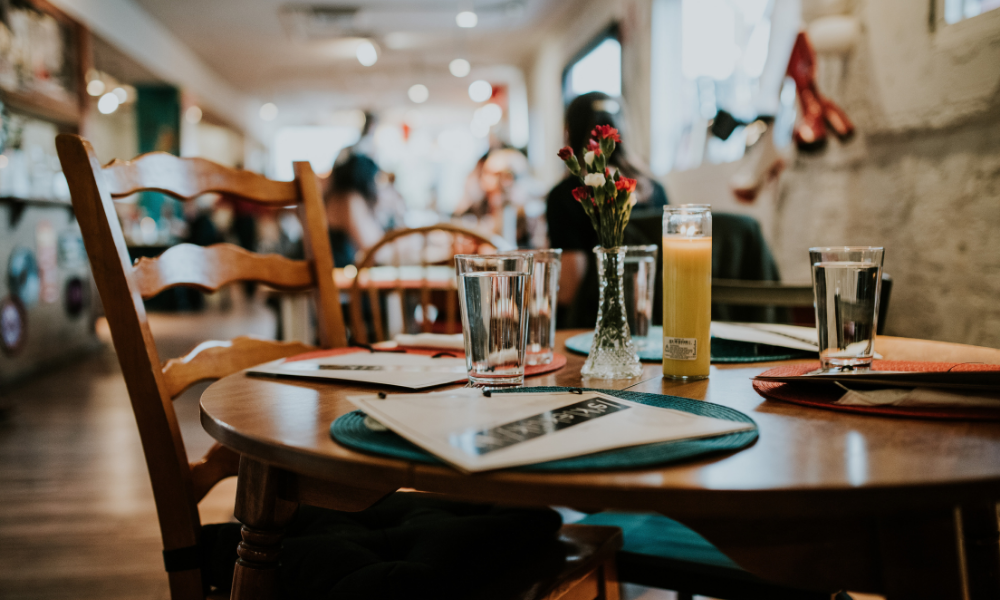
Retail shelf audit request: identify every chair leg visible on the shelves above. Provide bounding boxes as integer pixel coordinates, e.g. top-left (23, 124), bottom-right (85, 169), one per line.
top-left (600, 558), bottom-right (621, 600)
top-left (230, 456), bottom-right (297, 600)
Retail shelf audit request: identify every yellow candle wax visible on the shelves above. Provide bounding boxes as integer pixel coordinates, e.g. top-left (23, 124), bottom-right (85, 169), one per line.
top-left (662, 236), bottom-right (712, 379)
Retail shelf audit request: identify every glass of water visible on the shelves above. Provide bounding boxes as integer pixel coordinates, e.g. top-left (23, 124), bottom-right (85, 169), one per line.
top-left (499, 249), bottom-right (562, 366)
top-left (809, 246), bottom-right (885, 371)
top-left (455, 254), bottom-right (534, 388)
top-left (623, 245), bottom-right (658, 350)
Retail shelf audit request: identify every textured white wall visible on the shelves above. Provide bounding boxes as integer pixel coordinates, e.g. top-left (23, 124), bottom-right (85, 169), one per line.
top-left (773, 0), bottom-right (1000, 347)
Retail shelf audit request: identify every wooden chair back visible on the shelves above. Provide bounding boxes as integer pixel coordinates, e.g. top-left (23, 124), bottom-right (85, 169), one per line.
top-left (712, 273), bottom-right (893, 334)
top-left (348, 224), bottom-right (511, 343)
top-left (55, 134), bottom-right (348, 600)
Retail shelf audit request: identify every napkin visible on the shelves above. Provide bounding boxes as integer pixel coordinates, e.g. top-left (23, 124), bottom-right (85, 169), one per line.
top-left (834, 386), bottom-right (1000, 408)
top-left (394, 333), bottom-right (465, 350)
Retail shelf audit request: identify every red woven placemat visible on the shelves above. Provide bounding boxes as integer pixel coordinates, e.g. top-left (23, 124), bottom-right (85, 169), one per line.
top-left (282, 347), bottom-right (567, 378)
top-left (753, 360), bottom-right (1000, 420)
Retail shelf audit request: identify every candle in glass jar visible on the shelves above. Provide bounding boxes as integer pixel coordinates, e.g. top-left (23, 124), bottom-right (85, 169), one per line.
top-left (662, 206), bottom-right (712, 380)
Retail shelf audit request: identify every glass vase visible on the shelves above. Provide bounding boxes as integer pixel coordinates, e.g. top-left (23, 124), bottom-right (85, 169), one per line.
top-left (582, 247), bottom-right (643, 379)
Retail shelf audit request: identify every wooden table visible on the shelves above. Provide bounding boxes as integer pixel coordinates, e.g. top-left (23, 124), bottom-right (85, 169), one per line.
top-left (200, 332), bottom-right (1000, 599)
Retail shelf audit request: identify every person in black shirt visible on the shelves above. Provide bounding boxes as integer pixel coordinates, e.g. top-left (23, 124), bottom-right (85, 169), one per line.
top-left (546, 92), bottom-right (668, 328)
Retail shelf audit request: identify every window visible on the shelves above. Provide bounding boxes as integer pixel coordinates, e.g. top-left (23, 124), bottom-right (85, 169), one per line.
top-left (563, 29), bottom-right (621, 102)
top-left (944, 0), bottom-right (1000, 24)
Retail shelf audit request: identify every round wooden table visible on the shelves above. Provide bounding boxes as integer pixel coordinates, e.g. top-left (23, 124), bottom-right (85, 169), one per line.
top-left (201, 332), bottom-right (1000, 600)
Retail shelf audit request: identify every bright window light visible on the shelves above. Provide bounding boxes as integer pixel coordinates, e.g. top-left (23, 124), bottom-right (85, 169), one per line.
top-left (272, 126), bottom-right (361, 181)
top-left (682, 0), bottom-right (738, 80)
top-left (568, 38), bottom-right (622, 97)
top-left (449, 58), bottom-right (471, 77)
top-left (356, 40), bottom-right (378, 66)
top-left (86, 79), bottom-right (105, 97)
top-left (468, 80), bottom-right (492, 102)
top-left (97, 93), bottom-right (120, 114)
top-left (408, 84), bottom-right (429, 103)
top-left (456, 11), bottom-right (478, 28)
top-left (945, 0), bottom-right (1000, 23)
top-left (742, 20), bottom-right (771, 79)
top-left (474, 103), bottom-right (503, 126)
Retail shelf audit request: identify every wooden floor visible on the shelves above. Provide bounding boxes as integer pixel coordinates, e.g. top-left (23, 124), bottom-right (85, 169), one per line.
top-left (0, 298), bottom-right (269, 600)
top-left (0, 296), bottom-right (881, 600)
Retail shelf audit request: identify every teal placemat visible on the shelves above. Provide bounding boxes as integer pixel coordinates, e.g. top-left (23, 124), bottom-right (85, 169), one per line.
top-left (330, 386), bottom-right (758, 472)
top-left (565, 327), bottom-right (815, 363)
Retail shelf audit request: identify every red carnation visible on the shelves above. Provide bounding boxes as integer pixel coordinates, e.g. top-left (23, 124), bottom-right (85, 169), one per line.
top-left (591, 125), bottom-right (621, 142)
top-left (615, 177), bottom-right (637, 193)
top-left (571, 187), bottom-right (591, 202)
top-left (586, 139), bottom-right (601, 154)
top-left (557, 146), bottom-right (574, 161)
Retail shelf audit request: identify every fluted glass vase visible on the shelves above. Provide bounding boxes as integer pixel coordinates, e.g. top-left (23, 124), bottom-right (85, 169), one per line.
top-left (581, 247), bottom-right (643, 378)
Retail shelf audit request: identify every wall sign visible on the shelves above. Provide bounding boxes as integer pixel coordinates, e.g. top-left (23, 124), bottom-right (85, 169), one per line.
top-left (1, 296), bottom-right (26, 355)
top-left (64, 277), bottom-right (86, 317)
top-left (7, 247), bottom-right (39, 308)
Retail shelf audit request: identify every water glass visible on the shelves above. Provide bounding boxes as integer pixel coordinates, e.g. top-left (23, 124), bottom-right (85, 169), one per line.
top-left (455, 254), bottom-right (534, 388)
top-left (809, 246), bottom-right (885, 371)
top-left (623, 245), bottom-right (658, 348)
top-left (499, 249), bottom-right (562, 365)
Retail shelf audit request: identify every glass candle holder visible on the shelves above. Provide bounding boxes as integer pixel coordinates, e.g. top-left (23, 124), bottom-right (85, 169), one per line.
top-left (662, 205), bottom-right (712, 380)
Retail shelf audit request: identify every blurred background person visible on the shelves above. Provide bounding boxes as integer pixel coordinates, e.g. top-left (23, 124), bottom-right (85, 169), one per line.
top-left (546, 91), bottom-right (668, 328)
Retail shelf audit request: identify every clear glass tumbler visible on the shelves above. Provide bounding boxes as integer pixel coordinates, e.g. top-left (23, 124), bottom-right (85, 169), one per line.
top-left (454, 253), bottom-right (534, 388)
top-left (809, 246), bottom-right (885, 371)
top-left (623, 245), bottom-right (658, 350)
top-left (499, 249), bottom-right (562, 366)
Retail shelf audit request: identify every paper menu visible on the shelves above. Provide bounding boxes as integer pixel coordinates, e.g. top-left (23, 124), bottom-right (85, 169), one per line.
top-left (247, 352), bottom-right (468, 390)
top-left (346, 390), bottom-right (754, 473)
top-left (711, 322), bottom-right (818, 352)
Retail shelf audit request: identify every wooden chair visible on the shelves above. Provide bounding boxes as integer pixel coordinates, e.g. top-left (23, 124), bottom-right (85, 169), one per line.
top-left (713, 273), bottom-right (893, 334)
top-left (348, 224), bottom-right (512, 343)
top-left (57, 134), bottom-right (621, 600)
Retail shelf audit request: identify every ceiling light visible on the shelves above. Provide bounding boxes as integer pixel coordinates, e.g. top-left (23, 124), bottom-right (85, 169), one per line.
top-left (185, 106), bottom-right (203, 124)
top-left (356, 40), bottom-right (378, 67)
top-left (259, 103), bottom-right (278, 121)
top-left (470, 118), bottom-right (489, 138)
top-left (97, 92), bottom-right (120, 114)
top-left (456, 11), bottom-right (478, 27)
top-left (112, 87), bottom-right (128, 103)
top-left (468, 79), bottom-right (492, 102)
top-left (475, 103), bottom-right (503, 126)
top-left (449, 58), bottom-right (471, 77)
top-left (408, 84), bottom-right (429, 104)
top-left (86, 79), bottom-right (105, 97)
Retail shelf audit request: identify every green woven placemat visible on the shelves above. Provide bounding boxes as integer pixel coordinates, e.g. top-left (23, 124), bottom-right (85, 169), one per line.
top-left (330, 386), bottom-right (758, 472)
top-left (565, 327), bottom-right (815, 363)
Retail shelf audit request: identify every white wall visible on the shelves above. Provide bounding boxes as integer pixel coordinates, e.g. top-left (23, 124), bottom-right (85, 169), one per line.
top-left (772, 0), bottom-right (1000, 347)
top-left (49, 0), bottom-right (262, 143)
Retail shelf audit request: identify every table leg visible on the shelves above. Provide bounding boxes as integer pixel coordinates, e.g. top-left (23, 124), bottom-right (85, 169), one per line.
top-left (960, 502), bottom-right (1000, 600)
top-left (230, 456), bottom-right (298, 600)
top-left (876, 509), bottom-right (965, 599)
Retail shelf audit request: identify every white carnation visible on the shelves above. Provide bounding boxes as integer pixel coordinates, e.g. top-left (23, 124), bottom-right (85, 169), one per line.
top-left (584, 173), bottom-right (606, 188)
top-left (584, 151), bottom-right (595, 166)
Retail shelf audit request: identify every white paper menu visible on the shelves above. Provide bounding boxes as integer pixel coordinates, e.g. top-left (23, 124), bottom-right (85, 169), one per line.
top-left (247, 352), bottom-right (468, 390)
top-left (346, 389), bottom-right (754, 473)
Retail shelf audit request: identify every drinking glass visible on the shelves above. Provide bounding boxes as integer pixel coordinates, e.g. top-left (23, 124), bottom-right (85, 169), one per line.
top-left (809, 246), bottom-right (885, 371)
top-left (623, 245), bottom-right (658, 350)
top-left (454, 254), bottom-right (534, 388)
top-left (499, 249), bottom-right (562, 365)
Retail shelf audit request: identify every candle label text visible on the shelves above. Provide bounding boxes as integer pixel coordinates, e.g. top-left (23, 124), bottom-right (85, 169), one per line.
top-left (664, 337), bottom-right (698, 361)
